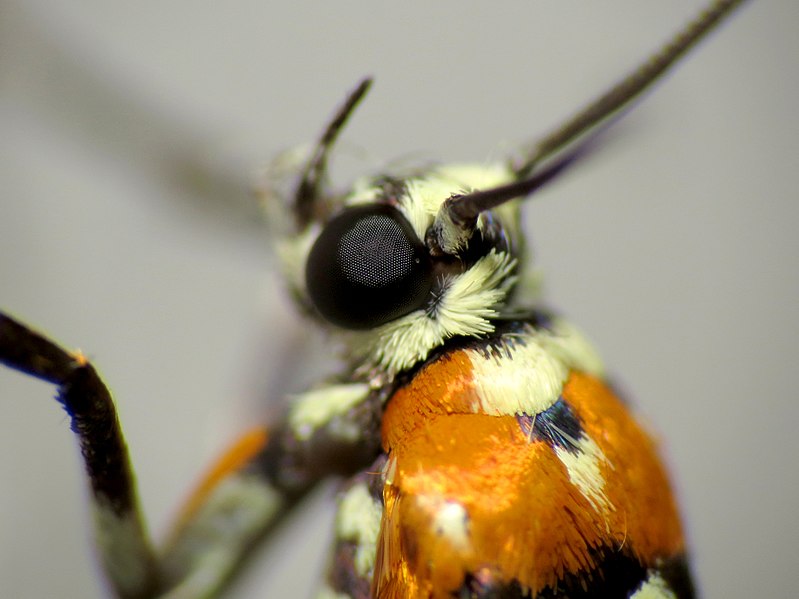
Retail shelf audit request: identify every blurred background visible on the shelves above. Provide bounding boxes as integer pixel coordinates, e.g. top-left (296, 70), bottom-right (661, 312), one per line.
top-left (1, 1), bottom-right (796, 597)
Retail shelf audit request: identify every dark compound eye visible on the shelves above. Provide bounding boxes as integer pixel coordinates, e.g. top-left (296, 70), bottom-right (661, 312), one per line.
top-left (305, 204), bottom-right (433, 329)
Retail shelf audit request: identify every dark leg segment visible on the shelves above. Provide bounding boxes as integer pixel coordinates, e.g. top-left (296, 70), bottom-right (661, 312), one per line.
top-left (0, 312), bottom-right (160, 599)
top-left (1, 311), bottom-right (383, 598)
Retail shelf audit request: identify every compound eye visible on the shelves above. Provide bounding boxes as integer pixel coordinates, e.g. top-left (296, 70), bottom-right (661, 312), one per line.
top-left (305, 204), bottom-right (433, 329)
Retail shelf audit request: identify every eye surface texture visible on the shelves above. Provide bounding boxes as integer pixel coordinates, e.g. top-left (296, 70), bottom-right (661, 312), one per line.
top-left (305, 204), bottom-right (433, 329)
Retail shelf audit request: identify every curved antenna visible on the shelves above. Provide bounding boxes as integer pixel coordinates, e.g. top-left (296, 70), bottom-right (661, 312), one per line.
top-left (430, 0), bottom-right (747, 256)
top-left (513, 0), bottom-right (745, 179)
top-left (293, 77), bottom-right (373, 228)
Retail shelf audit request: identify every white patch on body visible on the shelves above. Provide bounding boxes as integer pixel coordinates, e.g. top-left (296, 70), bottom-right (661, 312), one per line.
top-left (556, 435), bottom-right (613, 515)
top-left (630, 571), bottom-right (678, 599)
top-left (413, 494), bottom-right (472, 552)
top-left (467, 318), bottom-right (604, 417)
top-left (336, 482), bottom-right (383, 577)
top-left (288, 383), bottom-right (370, 441)
top-left (431, 501), bottom-right (471, 550)
top-left (467, 332), bottom-right (568, 417)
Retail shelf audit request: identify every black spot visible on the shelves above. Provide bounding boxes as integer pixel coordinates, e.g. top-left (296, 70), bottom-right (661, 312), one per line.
top-left (517, 397), bottom-right (583, 454)
top-left (457, 570), bottom-right (525, 598)
top-left (659, 554), bottom-right (697, 598)
top-left (454, 550), bottom-right (696, 598)
top-left (534, 550), bottom-right (647, 598)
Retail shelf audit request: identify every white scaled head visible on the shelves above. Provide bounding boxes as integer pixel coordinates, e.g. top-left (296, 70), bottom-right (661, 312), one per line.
top-left (262, 81), bottom-right (532, 379)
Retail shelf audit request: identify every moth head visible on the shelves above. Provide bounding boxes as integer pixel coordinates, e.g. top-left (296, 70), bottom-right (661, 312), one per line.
top-left (303, 165), bottom-right (524, 330)
top-left (268, 79), bottom-right (554, 375)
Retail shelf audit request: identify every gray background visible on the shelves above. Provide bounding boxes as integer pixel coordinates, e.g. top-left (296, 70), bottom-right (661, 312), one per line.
top-left (1, 1), bottom-right (796, 597)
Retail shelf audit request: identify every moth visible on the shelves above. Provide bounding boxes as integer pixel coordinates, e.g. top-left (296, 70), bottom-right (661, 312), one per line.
top-left (0, 1), bottom-right (758, 597)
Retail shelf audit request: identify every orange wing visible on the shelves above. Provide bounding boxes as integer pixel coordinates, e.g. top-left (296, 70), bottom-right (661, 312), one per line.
top-left (375, 348), bottom-right (685, 598)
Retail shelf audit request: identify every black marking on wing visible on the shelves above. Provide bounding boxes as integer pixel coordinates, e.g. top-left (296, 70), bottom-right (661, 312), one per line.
top-left (516, 397), bottom-right (583, 454)
top-left (658, 554), bottom-right (697, 598)
top-left (454, 551), bottom-right (695, 598)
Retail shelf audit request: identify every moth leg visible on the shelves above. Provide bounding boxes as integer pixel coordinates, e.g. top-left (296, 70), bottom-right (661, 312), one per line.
top-left (0, 311), bottom-right (384, 598)
top-left (160, 381), bottom-right (383, 597)
top-left (149, 426), bottom-right (276, 598)
top-left (0, 312), bottom-right (160, 599)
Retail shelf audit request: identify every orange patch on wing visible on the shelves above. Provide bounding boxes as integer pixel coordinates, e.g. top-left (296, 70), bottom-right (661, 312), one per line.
top-left (381, 349), bottom-right (479, 450)
top-left (563, 373), bottom-right (685, 564)
top-left (377, 358), bottom-right (685, 598)
top-left (171, 427), bottom-right (268, 533)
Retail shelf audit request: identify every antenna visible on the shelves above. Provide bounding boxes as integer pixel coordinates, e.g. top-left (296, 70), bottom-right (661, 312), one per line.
top-left (429, 0), bottom-right (747, 256)
top-left (293, 77), bottom-right (373, 228)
